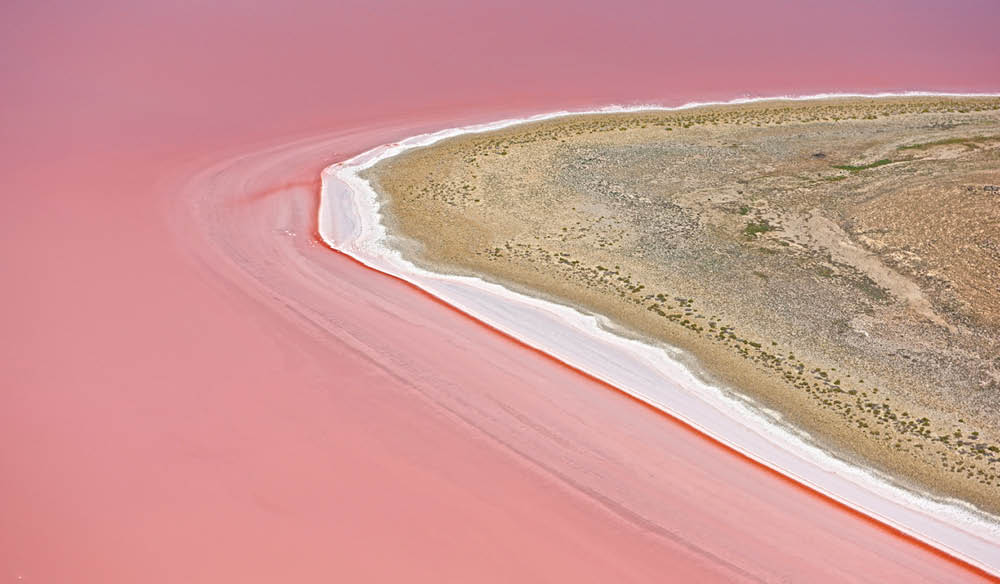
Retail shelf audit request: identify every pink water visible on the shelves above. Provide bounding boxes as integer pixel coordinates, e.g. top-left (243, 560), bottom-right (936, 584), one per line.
top-left (3, 1), bottom-right (999, 582)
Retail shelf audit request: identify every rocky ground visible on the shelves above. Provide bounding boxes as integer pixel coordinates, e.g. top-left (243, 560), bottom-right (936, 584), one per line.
top-left (364, 97), bottom-right (1000, 514)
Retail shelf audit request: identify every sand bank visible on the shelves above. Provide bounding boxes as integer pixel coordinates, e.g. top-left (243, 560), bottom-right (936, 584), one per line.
top-left (321, 93), bottom-right (1000, 575)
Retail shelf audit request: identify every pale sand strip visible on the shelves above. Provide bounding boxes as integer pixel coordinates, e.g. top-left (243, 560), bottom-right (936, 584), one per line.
top-left (319, 94), bottom-right (1000, 574)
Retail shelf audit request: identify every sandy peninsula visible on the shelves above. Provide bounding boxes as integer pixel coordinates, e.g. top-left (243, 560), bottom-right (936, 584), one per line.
top-left (363, 96), bottom-right (1000, 515)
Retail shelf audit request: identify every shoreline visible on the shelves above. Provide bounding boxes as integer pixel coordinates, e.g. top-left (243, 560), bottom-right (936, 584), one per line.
top-left (319, 92), bottom-right (1000, 575)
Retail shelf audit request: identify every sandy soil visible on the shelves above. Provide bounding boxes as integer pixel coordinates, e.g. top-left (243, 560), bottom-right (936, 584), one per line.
top-left (366, 96), bottom-right (1000, 515)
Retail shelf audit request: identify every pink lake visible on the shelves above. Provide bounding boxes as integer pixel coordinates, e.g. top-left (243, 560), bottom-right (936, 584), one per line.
top-left (2, 0), bottom-right (999, 581)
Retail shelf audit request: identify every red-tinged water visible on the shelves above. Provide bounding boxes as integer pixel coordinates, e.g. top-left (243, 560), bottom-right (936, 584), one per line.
top-left (2, 1), bottom-right (998, 582)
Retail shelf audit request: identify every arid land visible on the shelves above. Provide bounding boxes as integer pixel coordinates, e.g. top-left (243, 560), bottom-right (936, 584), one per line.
top-left (363, 97), bottom-right (1000, 514)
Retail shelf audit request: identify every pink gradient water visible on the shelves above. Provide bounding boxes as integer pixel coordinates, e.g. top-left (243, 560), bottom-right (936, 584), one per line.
top-left (2, 0), bottom-right (998, 581)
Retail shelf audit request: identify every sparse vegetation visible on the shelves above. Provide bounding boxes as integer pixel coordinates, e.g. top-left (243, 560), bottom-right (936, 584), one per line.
top-left (832, 158), bottom-right (894, 172)
top-left (368, 96), bottom-right (1000, 509)
top-left (897, 135), bottom-right (997, 150)
top-left (743, 220), bottom-right (774, 237)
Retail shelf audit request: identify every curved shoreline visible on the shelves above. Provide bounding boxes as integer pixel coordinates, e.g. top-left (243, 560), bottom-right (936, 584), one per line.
top-left (319, 93), bottom-right (1000, 575)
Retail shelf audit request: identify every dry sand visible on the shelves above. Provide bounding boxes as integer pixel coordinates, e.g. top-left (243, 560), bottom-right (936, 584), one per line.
top-left (365, 96), bottom-right (1000, 514)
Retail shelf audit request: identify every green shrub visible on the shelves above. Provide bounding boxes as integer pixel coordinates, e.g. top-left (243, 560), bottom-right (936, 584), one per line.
top-left (743, 220), bottom-right (774, 237)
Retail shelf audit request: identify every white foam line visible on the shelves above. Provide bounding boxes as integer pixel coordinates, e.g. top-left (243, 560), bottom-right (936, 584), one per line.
top-left (319, 92), bottom-right (1000, 574)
